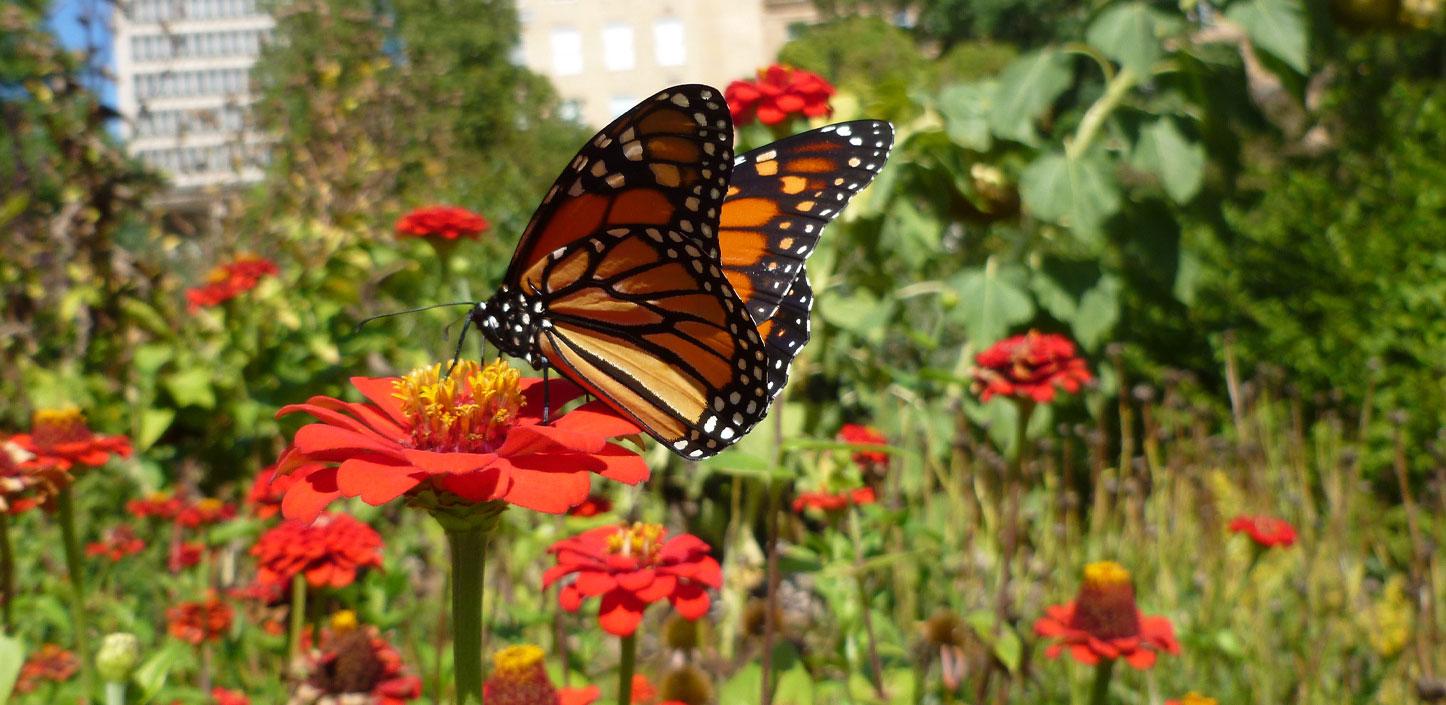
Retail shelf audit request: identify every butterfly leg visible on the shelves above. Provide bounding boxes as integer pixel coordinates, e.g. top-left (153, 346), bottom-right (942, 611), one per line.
top-left (443, 315), bottom-right (474, 380)
top-left (542, 364), bottom-right (551, 425)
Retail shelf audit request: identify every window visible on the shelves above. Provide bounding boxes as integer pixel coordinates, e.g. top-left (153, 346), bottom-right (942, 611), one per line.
top-left (653, 18), bottom-right (685, 67)
top-left (549, 27), bottom-right (582, 76)
top-left (557, 99), bottom-right (582, 122)
top-left (602, 23), bottom-right (633, 71)
top-left (608, 95), bottom-right (637, 119)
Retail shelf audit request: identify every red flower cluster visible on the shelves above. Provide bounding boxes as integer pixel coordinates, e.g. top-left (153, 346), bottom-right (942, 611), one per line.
top-left (545, 522), bottom-right (722, 637)
top-left (972, 331), bottom-right (1092, 403)
top-left (14, 644), bottom-right (79, 694)
top-left (186, 255), bottom-right (279, 312)
top-left (1034, 561), bottom-right (1180, 669)
top-left (725, 64), bottom-right (836, 126)
top-left (211, 687), bottom-right (250, 705)
top-left (792, 486), bottom-right (877, 514)
top-left (176, 497), bottom-right (237, 528)
top-left (1229, 515), bottom-right (1298, 548)
top-left (86, 525), bottom-right (146, 562)
top-left (394, 205), bottom-right (490, 241)
top-left (127, 491), bottom-right (183, 519)
top-left (271, 359), bottom-right (647, 522)
top-left (292, 620), bottom-right (420, 705)
top-left (252, 513), bottom-right (383, 589)
top-left (836, 423), bottom-right (889, 473)
top-left (167, 592), bottom-right (234, 644)
top-left (11, 407), bottom-right (132, 473)
top-left (247, 465), bottom-right (292, 519)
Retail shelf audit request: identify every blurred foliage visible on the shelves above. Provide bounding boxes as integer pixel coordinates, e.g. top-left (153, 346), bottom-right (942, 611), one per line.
top-left (810, 0), bottom-right (1087, 49)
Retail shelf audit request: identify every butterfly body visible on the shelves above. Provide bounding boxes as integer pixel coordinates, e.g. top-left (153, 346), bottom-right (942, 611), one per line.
top-left (469, 85), bottom-right (892, 458)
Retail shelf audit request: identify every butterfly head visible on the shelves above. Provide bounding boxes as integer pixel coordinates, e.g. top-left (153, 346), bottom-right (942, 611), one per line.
top-left (472, 285), bottom-right (547, 369)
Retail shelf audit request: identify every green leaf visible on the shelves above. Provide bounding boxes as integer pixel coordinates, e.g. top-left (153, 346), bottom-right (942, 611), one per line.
top-left (1132, 117), bottom-right (1205, 203)
top-left (703, 450), bottom-right (793, 482)
top-left (0, 633), bottom-right (24, 703)
top-left (1086, 2), bottom-right (1176, 76)
top-left (774, 664), bottom-right (815, 705)
top-left (1072, 274), bottom-right (1122, 350)
top-left (950, 261), bottom-right (1035, 346)
top-left (1030, 257), bottom-right (1105, 321)
top-left (719, 664), bottom-right (763, 705)
top-left (163, 367), bottom-right (215, 409)
top-left (880, 199), bottom-right (940, 269)
top-left (1019, 150), bottom-right (1121, 241)
top-left (819, 289), bottom-right (896, 344)
top-left (993, 628), bottom-right (1024, 673)
top-left (135, 408), bottom-right (175, 452)
top-left (1174, 249), bottom-right (1203, 305)
top-left (937, 82), bottom-right (994, 151)
top-left (987, 49), bottom-right (1072, 144)
top-left (1226, 0), bottom-right (1308, 74)
top-left (135, 641), bottom-right (187, 704)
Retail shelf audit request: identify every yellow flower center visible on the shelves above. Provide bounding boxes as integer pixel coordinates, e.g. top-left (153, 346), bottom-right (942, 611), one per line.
top-left (1176, 694), bottom-right (1218, 705)
top-left (393, 359), bottom-right (523, 453)
top-left (31, 408), bottom-right (93, 449)
top-left (1082, 561), bottom-right (1131, 590)
top-left (329, 610), bottom-right (358, 634)
top-left (490, 645), bottom-right (546, 682)
top-left (607, 522), bottom-right (667, 563)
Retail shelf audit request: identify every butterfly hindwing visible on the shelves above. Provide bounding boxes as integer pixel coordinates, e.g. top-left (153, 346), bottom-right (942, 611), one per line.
top-left (720, 120), bottom-right (893, 324)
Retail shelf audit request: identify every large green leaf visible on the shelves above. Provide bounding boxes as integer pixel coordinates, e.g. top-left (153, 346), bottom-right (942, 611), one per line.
top-left (1132, 117), bottom-right (1205, 203)
top-left (1072, 274), bottom-right (1122, 350)
top-left (1086, 2), bottom-right (1178, 76)
top-left (774, 664), bottom-right (815, 705)
top-left (987, 49), bottom-right (1072, 144)
top-left (718, 664), bottom-right (763, 705)
top-left (1019, 150), bottom-right (1121, 241)
top-left (1226, 0), bottom-right (1308, 74)
top-left (950, 261), bottom-right (1035, 346)
top-left (163, 367), bottom-right (216, 409)
top-left (937, 81), bottom-right (994, 151)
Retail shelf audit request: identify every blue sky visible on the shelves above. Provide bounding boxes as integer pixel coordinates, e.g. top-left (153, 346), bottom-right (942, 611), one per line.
top-left (48, 0), bottom-right (117, 105)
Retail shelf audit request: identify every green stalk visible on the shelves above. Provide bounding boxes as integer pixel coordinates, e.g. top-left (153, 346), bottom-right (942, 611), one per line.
top-left (289, 573), bottom-right (308, 663)
top-left (0, 510), bottom-right (15, 632)
top-left (447, 524), bottom-right (488, 704)
top-left (1087, 659), bottom-right (1115, 705)
top-left (1067, 67), bottom-right (1138, 160)
top-left (57, 484), bottom-right (95, 693)
top-left (105, 681), bottom-right (126, 705)
top-left (616, 633), bottom-right (637, 705)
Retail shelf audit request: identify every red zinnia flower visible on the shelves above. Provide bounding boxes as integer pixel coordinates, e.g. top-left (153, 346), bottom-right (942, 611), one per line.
top-left (1034, 561), bottom-right (1180, 669)
top-left (836, 423), bottom-right (889, 474)
top-left (167, 592), bottom-right (233, 644)
top-left (483, 645), bottom-right (559, 704)
top-left (14, 644), bottom-right (79, 694)
top-left (86, 525), bottom-right (146, 562)
top-left (186, 255), bottom-right (279, 312)
top-left (174, 497), bottom-right (237, 528)
top-left (544, 522), bottom-right (722, 637)
top-left (247, 464), bottom-right (292, 519)
top-left (252, 513), bottom-right (383, 589)
top-left (1228, 515), bottom-right (1297, 548)
top-left (127, 490), bottom-right (183, 520)
top-left (791, 486), bottom-right (876, 514)
top-left (972, 330), bottom-right (1092, 403)
top-left (395, 205), bottom-right (490, 241)
top-left (271, 359), bottom-right (648, 522)
top-left (291, 618), bottom-right (421, 705)
top-left (211, 687), bottom-right (250, 705)
top-left (725, 64), bottom-right (836, 126)
top-left (558, 674), bottom-right (659, 705)
top-left (11, 407), bottom-right (132, 473)
top-left (168, 540), bottom-right (205, 573)
top-left (567, 493), bottom-right (613, 517)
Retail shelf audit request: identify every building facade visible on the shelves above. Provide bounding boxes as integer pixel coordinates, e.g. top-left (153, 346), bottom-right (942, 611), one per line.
top-left (514, 0), bottom-right (817, 127)
top-left (112, 0), bottom-right (273, 190)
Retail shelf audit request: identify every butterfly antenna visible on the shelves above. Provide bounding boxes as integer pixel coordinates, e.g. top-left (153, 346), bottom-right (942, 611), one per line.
top-left (443, 314), bottom-right (474, 380)
top-left (353, 302), bottom-right (475, 334)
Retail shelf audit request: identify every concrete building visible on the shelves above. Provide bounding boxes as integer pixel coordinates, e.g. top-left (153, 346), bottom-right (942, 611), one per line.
top-left (112, 0), bottom-right (273, 190)
top-left (514, 0), bottom-right (818, 127)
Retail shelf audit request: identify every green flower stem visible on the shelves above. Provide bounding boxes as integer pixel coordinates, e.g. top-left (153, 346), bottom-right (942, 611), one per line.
top-left (446, 524), bottom-right (488, 704)
top-left (105, 681), bottom-right (126, 705)
top-left (616, 633), bottom-right (637, 705)
top-left (289, 573), bottom-right (308, 665)
top-left (57, 484), bottom-right (95, 694)
top-left (0, 510), bottom-right (15, 632)
top-left (1088, 659), bottom-right (1116, 705)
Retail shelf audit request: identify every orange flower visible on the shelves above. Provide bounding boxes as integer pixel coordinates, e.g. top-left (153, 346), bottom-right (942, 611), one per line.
top-left (545, 523), bottom-right (721, 637)
top-left (1034, 561), bottom-right (1179, 669)
top-left (791, 486), bottom-right (876, 514)
top-left (725, 64), bottom-right (835, 126)
top-left (836, 423), bottom-right (889, 473)
top-left (14, 644), bottom-right (79, 693)
top-left (186, 255), bottom-right (279, 312)
top-left (559, 675), bottom-right (658, 705)
top-left (1166, 694), bottom-right (1218, 705)
top-left (972, 331), bottom-right (1092, 403)
top-left (86, 525), bottom-right (146, 561)
top-left (11, 407), bottom-right (131, 473)
top-left (247, 464), bottom-right (292, 519)
top-left (292, 618), bottom-right (420, 705)
top-left (271, 359), bottom-right (648, 521)
top-left (1228, 515), bottom-right (1297, 548)
top-left (482, 645), bottom-right (559, 704)
top-left (395, 205), bottom-right (490, 241)
top-left (251, 513), bottom-right (383, 589)
top-left (167, 592), bottom-right (233, 644)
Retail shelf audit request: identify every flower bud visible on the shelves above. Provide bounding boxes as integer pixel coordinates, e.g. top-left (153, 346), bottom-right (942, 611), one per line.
top-left (96, 632), bottom-right (140, 683)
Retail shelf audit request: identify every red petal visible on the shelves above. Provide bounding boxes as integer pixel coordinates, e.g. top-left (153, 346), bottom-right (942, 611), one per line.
top-left (336, 459), bottom-right (422, 505)
top-left (592, 443), bottom-right (649, 484)
top-left (669, 582), bottom-right (710, 619)
top-left (597, 590), bottom-right (646, 637)
top-left (542, 564), bottom-right (577, 588)
top-left (518, 377), bottom-right (585, 417)
top-left (292, 423), bottom-right (400, 459)
top-left (633, 573), bottom-right (676, 602)
top-left (350, 376), bottom-right (410, 426)
top-left (574, 571), bottom-right (619, 596)
top-left (281, 476), bottom-right (341, 522)
top-left (398, 449), bottom-right (497, 474)
top-left (499, 424), bottom-right (604, 456)
top-left (1067, 644), bottom-right (1100, 666)
top-left (559, 584), bottom-right (584, 612)
top-left (433, 471), bottom-right (505, 503)
top-left (495, 455), bottom-right (593, 513)
top-left (552, 400), bottom-right (641, 438)
top-left (615, 568), bottom-right (656, 592)
top-left (1124, 648), bottom-right (1156, 669)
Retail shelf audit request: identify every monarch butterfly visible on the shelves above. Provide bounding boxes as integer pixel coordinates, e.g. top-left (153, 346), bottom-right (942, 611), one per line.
top-left (470, 84), bottom-right (892, 459)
